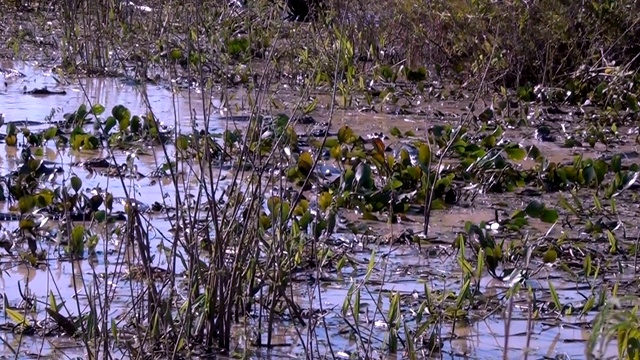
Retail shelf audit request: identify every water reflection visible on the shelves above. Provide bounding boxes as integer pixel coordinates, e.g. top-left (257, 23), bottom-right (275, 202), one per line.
top-left (1, 60), bottom-right (217, 133)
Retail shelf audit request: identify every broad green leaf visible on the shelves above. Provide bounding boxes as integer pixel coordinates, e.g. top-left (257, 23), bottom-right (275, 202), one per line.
top-left (298, 152), bottom-right (314, 176)
top-left (176, 135), bottom-right (190, 151)
top-left (6, 134), bottom-right (17, 147)
top-left (70, 176), bottom-right (82, 192)
top-left (131, 115), bottom-right (141, 134)
top-left (18, 195), bottom-right (35, 214)
top-left (169, 48), bottom-right (183, 61)
top-left (112, 105), bottom-right (131, 123)
top-left (104, 116), bottom-right (117, 135)
top-left (543, 248), bottom-right (557, 263)
top-left (43, 127), bottom-right (58, 140)
top-left (524, 201), bottom-right (545, 218)
top-left (355, 162), bottom-right (373, 189)
top-left (337, 126), bottom-right (355, 144)
top-left (505, 145), bottom-right (526, 161)
top-left (318, 192), bottom-right (333, 212)
top-left (91, 104), bottom-right (105, 116)
top-left (540, 209), bottom-right (559, 223)
top-left (94, 210), bottom-right (106, 223)
top-left (418, 144), bottom-right (431, 167)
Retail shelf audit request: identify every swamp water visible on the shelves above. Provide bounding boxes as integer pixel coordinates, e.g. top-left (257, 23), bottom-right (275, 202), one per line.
top-left (0, 61), bottom-right (624, 359)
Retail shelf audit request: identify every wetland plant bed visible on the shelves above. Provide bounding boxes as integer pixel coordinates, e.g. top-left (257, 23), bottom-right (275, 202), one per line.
top-left (0, 95), bottom-right (639, 359)
top-left (1, 1), bottom-right (640, 359)
top-left (1, 0), bottom-right (639, 92)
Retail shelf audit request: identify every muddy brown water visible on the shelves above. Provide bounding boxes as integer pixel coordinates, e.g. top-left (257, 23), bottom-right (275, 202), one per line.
top-left (0, 62), bottom-right (624, 359)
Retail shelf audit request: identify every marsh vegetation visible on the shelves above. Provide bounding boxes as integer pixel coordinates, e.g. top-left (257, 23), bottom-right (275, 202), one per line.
top-left (0, 0), bottom-right (640, 359)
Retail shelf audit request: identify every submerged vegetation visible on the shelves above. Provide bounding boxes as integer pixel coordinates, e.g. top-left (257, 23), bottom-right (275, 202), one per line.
top-left (1, 0), bottom-right (640, 359)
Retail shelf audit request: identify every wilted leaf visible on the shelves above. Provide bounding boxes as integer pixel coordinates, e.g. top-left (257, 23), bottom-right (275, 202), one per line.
top-left (371, 138), bottom-right (386, 155)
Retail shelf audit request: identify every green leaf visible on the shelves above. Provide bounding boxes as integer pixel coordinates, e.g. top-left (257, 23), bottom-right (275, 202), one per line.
top-left (76, 104), bottom-right (88, 120)
top-left (581, 296), bottom-right (595, 315)
top-left (418, 144), bottom-right (431, 168)
top-left (70, 176), bottom-right (82, 192)
top-left (611, 154), bottom-right (622, 173)
top-left (226, 37), bottom-right (250, 56)
top-left (540, 209), bottom-right (559, 223)
top-left (18, 195), bottom-right (35, 214)
top-left (524, 201), bottom-right (545, 218)
top-left (48, 291), bottom-right (58, 313)
top-left (87, 136), bottom-right (100, 149)
top-left (298, 211), bottom-right (312, 230)
top-left (475, 248), bottom-right (485, 279)
top-left (19, 218), bottom-right (35, 230)
top-left (43, 127), bottom-right (58, 140)
top-left (390, 178), bottom-right (403, 189)
top-left (548, 280), bottom-right (562, 313)
top-left (176, 135), bottom-right (190, 151)
top-left (337, 126), bottom-right (355, 144)
top-left (558, 195), bottom-right (579, 217)
top-left (365, 249), bottom-right (376, 279)
top-left (104, 116), bottom-right (117, 135)
top-left (5, 308), bottom-right (28, 326)
top-left (606, 230), bottom-right (617, 253)
top-left (543, 248), bottom-right (557, 263)
top-left (505, 145), bottom-right (526, 161)
top-left (355, 162), bottom-right (373, 189)
top-left (69, 225), bottom-right (86, 257)
top-left (318, 192), bottom-right (333, 212)
top-left (112, 105), bottom-right (131, 123)
top-left (169, 48), bottom-right (183, 61)
top-left (322, 138), bottom-right (339, 149)
top-left (594, 160), bottom-right (607, 182)
top-left (91, 104), bottom-right (105, 116)
top-left (131, 115), bottom-right (141, 134)
top-left (298, 152), bottom-right (314, 176)
top-left (94, 210), bottom-right (106, 223)
top-left (5, 123), bottom-right (16, 136)
top-left (6, 134), bottom-right (17, 147)
top-left (390, 127), bottom-right (402, 137)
